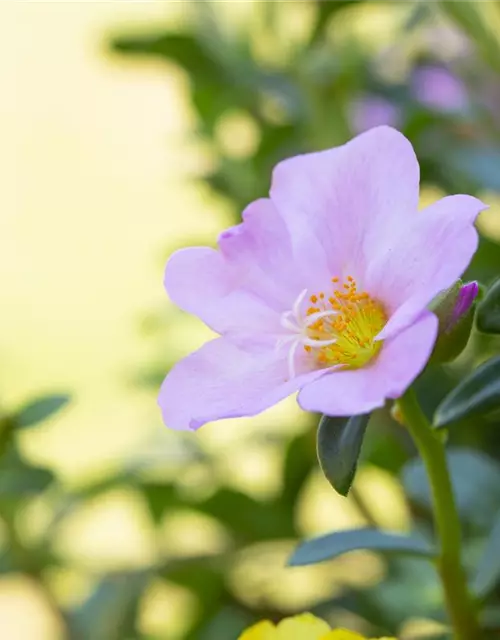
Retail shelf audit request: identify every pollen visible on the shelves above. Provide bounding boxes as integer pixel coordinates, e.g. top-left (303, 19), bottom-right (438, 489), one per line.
top-left (304, 275), bottom-right (386, 370)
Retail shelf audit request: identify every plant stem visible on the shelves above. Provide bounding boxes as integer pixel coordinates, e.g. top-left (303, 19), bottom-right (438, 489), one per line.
top-left (397, 388), bottom-right (480, 640)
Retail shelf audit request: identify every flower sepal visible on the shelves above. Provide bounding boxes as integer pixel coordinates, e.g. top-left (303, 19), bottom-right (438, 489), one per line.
top-left (429, 280), bottom-right (479, 364)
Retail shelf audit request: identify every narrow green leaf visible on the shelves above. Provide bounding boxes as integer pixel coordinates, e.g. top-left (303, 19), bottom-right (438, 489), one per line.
top-left (288, 528), bottom-right (435, 567)
top-left (472, 513), bottom-right (500, 598)
top-left (477, 278), bottom-right (500, 334)
top-left (15, 394), bottom-right (70, 429)
top-left (316, 413), bottom-right (370, 496)
top-left (72, 572), bottom-right (149, 640)
top-left (433, 357), bottom-right (500, 427)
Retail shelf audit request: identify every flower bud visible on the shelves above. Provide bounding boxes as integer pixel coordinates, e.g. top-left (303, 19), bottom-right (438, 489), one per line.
top-left (429, 280), bottom-right (479, 363)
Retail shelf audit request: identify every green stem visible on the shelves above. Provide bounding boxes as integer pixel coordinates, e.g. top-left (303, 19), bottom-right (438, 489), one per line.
top-left (397, 388), bottom-right (480, 640)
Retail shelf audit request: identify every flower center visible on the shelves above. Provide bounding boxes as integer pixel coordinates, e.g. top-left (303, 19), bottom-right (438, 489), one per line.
top-left (279, 276), bottom-right (387, 377)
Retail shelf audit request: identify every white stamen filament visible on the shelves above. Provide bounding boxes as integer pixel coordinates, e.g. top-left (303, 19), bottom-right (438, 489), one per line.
top-left (304, 309), bottom-right (339, 325)
top-left (277, 289), bottom-right (340, 378)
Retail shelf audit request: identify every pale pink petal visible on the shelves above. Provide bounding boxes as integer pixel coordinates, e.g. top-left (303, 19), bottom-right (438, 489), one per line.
top-left (218, 199), bottom-right (309, 310)
top-left (270, 126), bottom-right (420, 277)
top-left (159, 338), bottom-right (326, 430)
top-left (297, 312), bottom-right (438, 416)
top-left (165, 246), bottom-right (280, 335)
top-left (369, 195), bottom-right (486, 341)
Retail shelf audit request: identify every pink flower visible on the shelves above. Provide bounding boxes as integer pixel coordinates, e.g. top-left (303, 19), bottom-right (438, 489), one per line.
top-left (412, 66), bottom-right (468, 113)
top-left (159, 127), bottom-right (485, 430)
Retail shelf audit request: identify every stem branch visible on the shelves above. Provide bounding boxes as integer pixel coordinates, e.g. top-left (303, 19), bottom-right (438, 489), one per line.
top-left (397, 388), bottom-right (480, 640)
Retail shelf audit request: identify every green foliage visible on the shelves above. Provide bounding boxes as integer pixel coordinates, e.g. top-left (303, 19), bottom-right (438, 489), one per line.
top-left (14, 394), bottom-right (70, 430)
top-left (472, 513), bottom-right (500, 598)
top-left (434, 357), bottom-right (500, 428)
top-left (402, 448), bottom-right (500, 530)
top-left (289, 528), bottom-right (436, 567)
top-left (316, 413), bottom-right (370, 496)
top-left (477, 278), bottom-right (500, 334)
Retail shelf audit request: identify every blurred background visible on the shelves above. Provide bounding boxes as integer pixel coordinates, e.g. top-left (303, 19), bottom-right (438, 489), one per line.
top-left (4, 1), bottom-right (500, 638)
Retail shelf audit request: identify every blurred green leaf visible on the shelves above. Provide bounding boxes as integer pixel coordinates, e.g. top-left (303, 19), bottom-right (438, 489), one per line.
top-left (195, 607), bottom-right (252, 640)
top-left (369, 557), bottom-right (444, 630)
top-left (165, 562), bottom-right (228, 640)
top-left (434, 356), bottom-right (500, 428)
top-left (196, 488), bottom-right (294, 541)
top-left (316, 413), bottom-right (370, 496)
top-left (72, 572), bottom-right (148, 640)
top-left (140, 481), bottom-right (180, 524)
top-left (402, 448), bottom-right (500, 530)
top-left (14, 394), bottom-right (70, 429)
top-left (477, 279), bottom-right (500, 335)
top-left (288, 528), bottom-right (435, 567)
top-left (472, 512), bottom-right (500, 598)
top-left (0, 450), bottom-right (54, 496)
top-left (280, 431), bottom-right (314, 507)
top-left (112, 32), bottom-right (221, 80)
top-left (449, 147), bottom-right (500, 192)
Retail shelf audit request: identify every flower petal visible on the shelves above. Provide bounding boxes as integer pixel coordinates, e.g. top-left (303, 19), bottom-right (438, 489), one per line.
top-left (322, 631), bottom-right (366, 640)
top-left (370, 195), bottom-right (486, 341)
top-left (276, 614), bottom-right (331, 640)
top-left (159, 338), bottom-right (326, 430)
top-left (270, 126), bottom-right (420, 277)
top-left (218, 198), bottom-right (312, 310)
top-left (165, 246), bottom-right (279, 335)
top-left (297, 312), bottom-right (438, 416)
top-left (238, 621), bottom-right (276, 640)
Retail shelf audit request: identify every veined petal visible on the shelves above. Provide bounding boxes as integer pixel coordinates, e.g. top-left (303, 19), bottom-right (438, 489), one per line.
top-left (159, 338), bottom-right (326, 430)
top-left (219, 198), bottom-right (331, 308)
top-left (369, 194), bottom-right (486, 341)
top-left (165, 246), bottom-right (280, 335)
top-left (297, 312), bottom-right (438, 416)
top-left (270, 126), bottom-right (420, 277)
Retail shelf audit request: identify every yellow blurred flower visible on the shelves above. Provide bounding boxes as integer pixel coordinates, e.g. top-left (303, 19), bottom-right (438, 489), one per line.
top-left (238, 613), bottom-right (395, 640)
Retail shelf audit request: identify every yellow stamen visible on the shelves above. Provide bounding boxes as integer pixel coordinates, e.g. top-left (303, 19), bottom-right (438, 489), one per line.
top-left (303, 275), bottom-right (386, 369)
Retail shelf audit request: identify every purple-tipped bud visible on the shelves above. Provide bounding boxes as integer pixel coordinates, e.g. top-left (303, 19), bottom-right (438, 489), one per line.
top-left (430, 280), bottom-right (479, 363)
top-left (449, 281), bottom-right (479, 330)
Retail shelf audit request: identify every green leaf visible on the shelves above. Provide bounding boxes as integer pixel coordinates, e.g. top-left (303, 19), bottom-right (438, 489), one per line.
top-left (402, 448), bottom-right (500, 530)
top-left (450, 147), bottom-right (500, 192)
top-left (280, 431), bottom-right (315, 507)
top-left (316, 413), bottom-right (370, 496)
top-left (433, 356), bottom-right (500, 427)
top-left (140, 482), bottom-right (180, 525)
top-left (0, 450), bottom-right (54, 496)
top-left (195, 488), bottom-right (294, 541)
top-left (472, 512), bottom-right (500, 598)
top-left (477, 278), bottom-right (500, 334)
top-left (72, 572), bottom-right (149, 640)
top-left (15, 394), bottom-right (70, 429)
top-left (288, 528), bottom-right (435, 567)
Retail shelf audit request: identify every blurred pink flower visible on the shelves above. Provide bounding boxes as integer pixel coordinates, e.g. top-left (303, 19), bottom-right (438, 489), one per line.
top-left (159, 127), bottom-right (485, 430)
top-left (351, 96), bottom-right (401, 134)
top-left (412, 65), bottom-right (468, 113)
